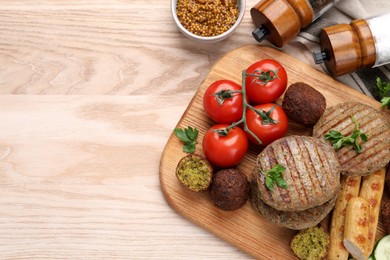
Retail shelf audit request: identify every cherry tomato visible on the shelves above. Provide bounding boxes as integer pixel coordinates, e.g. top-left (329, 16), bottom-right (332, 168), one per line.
top-left (202, 124), bottom-right (248, 168)
top-left (203, 80), bottom-right (244, 124)
top-left (245, 59), bottom-right (287, 104)
top-left (245, 103), bottom-right (288, 146)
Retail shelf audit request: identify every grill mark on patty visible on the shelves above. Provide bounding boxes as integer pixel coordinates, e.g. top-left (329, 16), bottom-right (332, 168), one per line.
top-left (261, 144), bottom-right (292, 206)
top-left (336, 116), bottom-right (389, 167)
top-left (302, 138), bottom-right (325, 197)
top-left (359, 115), bottom-right (387, 134)
top-left (251, 192), bottom-right (338, 230)
top-left (283, 137), bottom-right (308, 207)
top-left (314, 105), bottom-right (344, 131)
top-left (344, 149), bottom-right (389, 175)
top-left (314, 103), bottom-right (366, 137)
top-left (295, 137), bottom-right (315, 203)
top-left (273, 138), bottom-right (294, 207)
top-left (315, 102), bottom-right (390, 176)
top-left (324, 142), bottom-right (340, 189)
top-left (313, 142), bottom-right (330, 193)
top-left (324, 106), bottom-right (368, 136)
top-left (337, 115), bottom-right (384, 161)
top-left (332, 107), bottom-right (371, 136)
top-left (254, 136), bottom-right (341, 211)
top-left (344, 147), bottom-right (387, 174)
top-left (258, 146), bottom-right (274, 202)
top-left (342, 133), bottom-right (390, 175)
top-left (318, 144), bottom-right (332, 195)
top-left (315, 142), bottom-right (337, 197)
top-left (316, 104), bottom-right (361, 136)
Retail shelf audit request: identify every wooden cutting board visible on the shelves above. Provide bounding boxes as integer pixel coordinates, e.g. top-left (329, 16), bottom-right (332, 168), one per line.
top-left (159, 45), bottom-right (387, 259)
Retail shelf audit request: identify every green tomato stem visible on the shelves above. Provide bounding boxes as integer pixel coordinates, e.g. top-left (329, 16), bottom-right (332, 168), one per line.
top-left (216, 70), bottom-right (276, 145)
top-left (241, 70), bottom-right (263, 145)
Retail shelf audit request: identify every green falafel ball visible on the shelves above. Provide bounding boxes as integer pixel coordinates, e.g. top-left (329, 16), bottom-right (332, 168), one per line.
top-left (290, 226), bottom-right (329, 260)
top-left (175, 154), bottom-right (213, 192)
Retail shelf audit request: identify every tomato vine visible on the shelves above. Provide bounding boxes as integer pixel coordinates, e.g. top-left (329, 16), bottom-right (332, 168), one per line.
top-left (214, 69), bottom-right (282, 145)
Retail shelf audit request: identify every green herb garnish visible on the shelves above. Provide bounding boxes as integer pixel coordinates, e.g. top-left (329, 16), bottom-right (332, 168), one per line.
top-left (324, 116), bottom-right (368, 153)
top-left (260, 164), bottom-right (287, 191)
top-left (375, 76), bottom-right (390, 108)
top-left (380, 96), bottom-right (390, 108)
top-left (174, 126), bottom-right (198, 153)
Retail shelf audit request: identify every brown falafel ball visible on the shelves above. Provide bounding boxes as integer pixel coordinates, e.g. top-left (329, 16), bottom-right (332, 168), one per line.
top-left (210, 168), bottom-right (249, 211)
top-left (176, 154), bottom-right (213, 192)
top-left (282, 82), bottom-right (326, 126)
top-left (381, 198), bottom-right (390, 234)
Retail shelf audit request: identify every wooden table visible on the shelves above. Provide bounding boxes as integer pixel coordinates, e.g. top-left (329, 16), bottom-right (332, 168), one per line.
top-left (0, 1), bottom-right (329, 259)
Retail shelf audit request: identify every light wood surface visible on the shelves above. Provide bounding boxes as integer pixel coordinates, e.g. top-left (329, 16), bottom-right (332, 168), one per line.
top-left (0, 1), bottom-right (263, 259)
top-left (160, 45), bottom-right (386, 259)
top-left (0, 1), bottom-right (383, 259)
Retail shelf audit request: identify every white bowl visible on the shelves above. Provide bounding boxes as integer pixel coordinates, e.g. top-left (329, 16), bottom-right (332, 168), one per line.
top-left (171, 0), bottom-right (245, 43)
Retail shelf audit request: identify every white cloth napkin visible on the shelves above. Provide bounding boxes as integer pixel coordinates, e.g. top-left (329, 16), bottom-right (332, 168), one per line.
top-left (293, 0), bottom-right (390, 99)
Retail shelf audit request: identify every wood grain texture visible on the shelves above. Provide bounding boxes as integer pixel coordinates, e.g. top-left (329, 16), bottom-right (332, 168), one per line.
top-left (0, 0), bottom-right (315, 96)
top-left (160, 45), bottom-right (386, 259)
top-left (0, 1), bottom-right (269, 258)
top-left (0, 1), bottom-right (383, 259)
top-left (0, 94), bottom-right (250, 259)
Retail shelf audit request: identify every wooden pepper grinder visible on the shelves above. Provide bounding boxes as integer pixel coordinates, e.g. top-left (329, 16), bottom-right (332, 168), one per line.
top-left (314, 13), bottom-right (390, 77)
top-left (251, 0), bottom-right (341, 47)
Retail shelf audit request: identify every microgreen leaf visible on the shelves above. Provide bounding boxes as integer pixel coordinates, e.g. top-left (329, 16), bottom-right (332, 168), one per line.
top-left (360, 133), bottom-right (368, 142)
top-left (324, 116), bottom-right (368, 153)
top-left (174, 126), bottom-right (199, 153)
top-left (265, 177), bottom-right (274, 190)
top-left (260, 164), bottom-right (287, 191)
top-left (381, 96), bottom-right (390, 108)
top-left (275, 177), bottom-right (288, 189)
top-left (375, 77), bottom-right (390, 109)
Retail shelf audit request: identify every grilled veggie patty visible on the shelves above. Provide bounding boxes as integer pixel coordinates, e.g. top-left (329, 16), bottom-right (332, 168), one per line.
top-left (251, 180), bottom-right (337, 230)
top-left (251, 135), bottom-right (341, 212)
top-left (313, 102), bottom-right (390, 176)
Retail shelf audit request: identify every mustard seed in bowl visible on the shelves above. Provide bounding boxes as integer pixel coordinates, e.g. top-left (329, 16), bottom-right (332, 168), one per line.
top-left (176, 0), bottom-right (239, 37)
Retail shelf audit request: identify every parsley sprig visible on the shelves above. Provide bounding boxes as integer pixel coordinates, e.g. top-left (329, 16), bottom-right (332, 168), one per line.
top-left (260, 164), bottom-right (287, 191)
top-left (324, 116), bottom-right (368, 153)
top-left (174, 126), bottom-right (198, 153)
top-left (375, 76), bottom-right (390, 108)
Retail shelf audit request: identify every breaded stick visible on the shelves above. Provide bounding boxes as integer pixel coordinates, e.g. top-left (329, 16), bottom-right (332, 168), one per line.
top-left (359, 168), bottom-right (386, 256)
top-left (328, 175), bottom-right (361, 260)
top-left (343, 197), bottom-right (370, 260)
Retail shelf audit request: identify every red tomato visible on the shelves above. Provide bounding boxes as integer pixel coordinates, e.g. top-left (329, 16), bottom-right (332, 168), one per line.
top-left (245, 103), bottom-right (288, 146)
top-left (202, 124), bottom-right (248, 168)
top-left (245, 59), bottom-right (287, 104)
top-left (203, 80), bottom-right (244, 124)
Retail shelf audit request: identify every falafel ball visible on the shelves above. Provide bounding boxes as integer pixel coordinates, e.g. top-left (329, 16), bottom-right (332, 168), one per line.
top-left (381, 198), bottom-right (390, 234)
top-left (290, 226), bottom-right (330, 260)
top-left (282, 82), bottom-right (326, 126)
top-left (176, 154), bottom-right (213, 192)
top-left (210, 168), bottom-right (249, 211)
